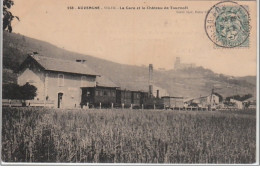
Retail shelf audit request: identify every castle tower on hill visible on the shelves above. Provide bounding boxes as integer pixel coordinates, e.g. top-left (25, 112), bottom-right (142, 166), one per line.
top-left (174, 57), bottom-right (195, 70)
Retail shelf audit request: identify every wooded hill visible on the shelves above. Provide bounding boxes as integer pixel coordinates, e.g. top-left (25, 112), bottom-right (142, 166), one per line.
top-left (2, 31), bottom-right (256, 98)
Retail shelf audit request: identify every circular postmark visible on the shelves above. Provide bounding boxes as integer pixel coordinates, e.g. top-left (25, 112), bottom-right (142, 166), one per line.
top-left (205, 1), bottom-right (250, 48)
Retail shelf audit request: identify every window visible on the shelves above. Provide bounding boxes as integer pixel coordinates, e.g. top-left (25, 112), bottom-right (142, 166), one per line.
top-left (95, 90), bottom-right (99, 96)
top-left (127, 92), bottom-right (131, 98)
top-left (58, 74), bottom-right (64, 86)
top-left (111, 91), bottom-right (115, 97)
top-left (104, 91), bottom-right (108, 96)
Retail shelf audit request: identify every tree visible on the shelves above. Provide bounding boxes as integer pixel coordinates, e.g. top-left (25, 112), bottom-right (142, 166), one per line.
top-left (240, 94), bottom-right (253, 101)
top-left (20, 82), bottom-right (37, 100)
top-left (2, 83), bottom-right (21, 99)
top-left (3, 0), bottom-right (19, 32)
top-left (225, 93), bottom-right (253, 102)
top-left (2, 83), bottom-right (37, 100)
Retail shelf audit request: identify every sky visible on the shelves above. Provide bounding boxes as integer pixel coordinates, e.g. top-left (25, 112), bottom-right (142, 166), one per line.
top-left (9, 0), bottom-right (257, 76)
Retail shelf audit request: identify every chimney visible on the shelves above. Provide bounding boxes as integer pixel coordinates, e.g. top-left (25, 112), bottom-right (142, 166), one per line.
top-left (156, 90), bottom-right (159, 98)
top-left (149, 64), bottom-right (153, 98)
top-left (149, 85), bottom-right (153, 98)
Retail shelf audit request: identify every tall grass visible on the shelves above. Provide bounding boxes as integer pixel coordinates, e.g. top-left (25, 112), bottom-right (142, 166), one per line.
top-left (1, 107), bottom-right (256, 163)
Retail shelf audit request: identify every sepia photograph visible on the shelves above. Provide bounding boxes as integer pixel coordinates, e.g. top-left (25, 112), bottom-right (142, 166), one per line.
top-left (1, 0), bottom-right (259, 165)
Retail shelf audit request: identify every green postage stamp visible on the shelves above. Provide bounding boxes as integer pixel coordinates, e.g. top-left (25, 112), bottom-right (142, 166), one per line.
top-left (205, 1), bottom-right (250, 48)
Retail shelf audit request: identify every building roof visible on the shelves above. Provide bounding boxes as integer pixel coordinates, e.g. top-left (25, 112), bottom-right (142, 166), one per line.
top-left (29, 55), bottom-right (99, 76)
top-left (184, 92), bottom-right (222, 103)
top-left (230, 98), bottom-right (242, 103)
top-left (213, 92), bottom-right (223, 99)
top-left (96, 76), bottom-right (118, 88)
top-left (242, 97), bottom-right (256, 102)
top-left (195, 93), bottom-right (221, 100)
top-left (161, 96), bottom-right (184, 99)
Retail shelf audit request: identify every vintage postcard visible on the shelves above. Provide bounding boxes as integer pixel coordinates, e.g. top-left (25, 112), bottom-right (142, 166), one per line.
top-left (1, 0), bottom-right (259, 165)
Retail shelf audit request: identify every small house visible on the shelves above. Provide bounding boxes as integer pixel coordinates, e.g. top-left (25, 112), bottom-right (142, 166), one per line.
top-left (230, 99), bottom-right (244, 109)
top-left (242, 97), bottom-right (256, 109)
top-left (185, 93), bottom-right (221, 108)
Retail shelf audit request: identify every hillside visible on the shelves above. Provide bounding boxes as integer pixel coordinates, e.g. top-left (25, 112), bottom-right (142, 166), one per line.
top-left (2, 31), bottom-right (256, 98)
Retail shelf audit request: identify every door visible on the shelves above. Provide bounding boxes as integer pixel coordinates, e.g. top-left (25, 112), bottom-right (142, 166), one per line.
top-left (58, 92), bottom-right (63, 108)
top-left (116, 90), bottom-right (121, 105)
top-left (81, 88), bottom-right (94, 106)
top-left (131, 92), bottom-right (134, 104)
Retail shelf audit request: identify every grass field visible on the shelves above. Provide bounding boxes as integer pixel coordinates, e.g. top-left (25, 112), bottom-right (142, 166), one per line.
top-left (1, 107), bottom-right (256, 164)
